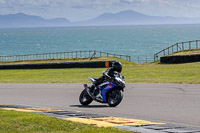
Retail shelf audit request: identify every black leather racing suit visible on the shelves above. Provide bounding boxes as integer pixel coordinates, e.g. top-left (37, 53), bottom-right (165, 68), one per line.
top-left (94, 67), bottom-right (115, 86)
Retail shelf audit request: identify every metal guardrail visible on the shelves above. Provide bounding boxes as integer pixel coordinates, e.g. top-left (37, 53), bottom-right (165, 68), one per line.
top-left (154, 40), bottom-right (200, 61)
top-left (0, 50), bottom-right (131, 62)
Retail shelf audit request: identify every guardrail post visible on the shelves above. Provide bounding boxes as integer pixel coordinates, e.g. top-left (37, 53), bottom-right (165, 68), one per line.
top-left (189, 41), bottom-right (191, 49)
top-left (176, 43), bottom-right (179, 52)
top-left (196, 40), bottom-right (198, 49)
top-left (163, 50), bottom-right (165, 56)
top-left (94, 51), bottom-right (96, 58)
top-left (167, 47), bottom-right (169, 55)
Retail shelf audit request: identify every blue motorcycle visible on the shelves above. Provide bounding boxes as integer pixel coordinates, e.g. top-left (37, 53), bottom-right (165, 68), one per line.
top-left (79, 72), bottom-right (125, 107)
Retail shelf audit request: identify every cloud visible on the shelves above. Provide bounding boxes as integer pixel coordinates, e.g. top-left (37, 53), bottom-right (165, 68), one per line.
top-left (0, 0), bottom-right (123, 9)
top-left (119, 0), bottom-right (147, 4)
top-left (1, 0), bottom-right (200, 21)
top-left (0, 0), bottom-right (6, 4)
top-left (68, 0), bottom-right (121, 9)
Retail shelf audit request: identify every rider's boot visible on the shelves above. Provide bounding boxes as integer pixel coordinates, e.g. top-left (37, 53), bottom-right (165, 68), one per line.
top-left (89, 84), bottom-right (95, 94)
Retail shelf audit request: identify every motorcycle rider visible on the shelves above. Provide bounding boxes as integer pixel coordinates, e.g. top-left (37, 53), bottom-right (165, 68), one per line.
top-left (88, 61), bottom-right (122, 94)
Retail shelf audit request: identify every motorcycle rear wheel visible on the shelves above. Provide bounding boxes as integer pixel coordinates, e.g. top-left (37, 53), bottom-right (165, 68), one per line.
top-left (107, 89), bottom-right (123, 107)
top-left (79, 89), bottom-right (93, 105)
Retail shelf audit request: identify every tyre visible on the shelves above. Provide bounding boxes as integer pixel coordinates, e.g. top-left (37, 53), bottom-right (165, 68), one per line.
top-left (79, 89), bottom-right (93, 105)
top-left (107, 89), bottom-right (123, 107)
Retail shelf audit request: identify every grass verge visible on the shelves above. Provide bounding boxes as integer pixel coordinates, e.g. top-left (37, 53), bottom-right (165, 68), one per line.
top-left (0, 57), bottom-right (200, 84)
top-left (167, 48), bottom-right (200, 56)
top-left (0, 109), bottom-right (131, 133)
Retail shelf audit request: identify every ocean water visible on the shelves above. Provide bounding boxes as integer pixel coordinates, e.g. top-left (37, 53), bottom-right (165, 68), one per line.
top-left (1, 25), bottom-right (200, 62)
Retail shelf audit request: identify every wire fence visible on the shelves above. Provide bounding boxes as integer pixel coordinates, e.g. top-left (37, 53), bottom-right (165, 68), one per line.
top-left (0, 50), bottom-right (131, 62)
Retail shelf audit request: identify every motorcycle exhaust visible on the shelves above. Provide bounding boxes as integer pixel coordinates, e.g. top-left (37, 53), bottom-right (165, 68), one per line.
top-left (84, 84), bottom-right (104, 102)
top-left (84, 84), bottom-right (95, 99)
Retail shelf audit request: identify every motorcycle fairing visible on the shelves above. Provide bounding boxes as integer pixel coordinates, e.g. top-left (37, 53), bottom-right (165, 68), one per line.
top-left (99, 82), bottom-right (117, 102)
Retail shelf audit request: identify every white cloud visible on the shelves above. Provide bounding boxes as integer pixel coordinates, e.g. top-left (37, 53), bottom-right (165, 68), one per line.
top-left (0, 0), bottom-right (6, 4)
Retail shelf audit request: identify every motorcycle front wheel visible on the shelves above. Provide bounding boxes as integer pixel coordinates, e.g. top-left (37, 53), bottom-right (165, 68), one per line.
top-left (107, 89), bottom-right (123, 107)
top-left (79, 89), bottom-right (93, 105)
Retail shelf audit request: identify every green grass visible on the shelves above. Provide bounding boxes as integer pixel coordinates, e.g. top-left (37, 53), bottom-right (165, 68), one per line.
top-left (0, 56), bottom-right (200, 84)
top-left (0, 109), bottom-right (131, 133)
top-left (124, 62), bottom-right (200, 84)
top-left (168, 48), bottom-right (200, 56)
top-left (0, 61), bottom-right (200, 84)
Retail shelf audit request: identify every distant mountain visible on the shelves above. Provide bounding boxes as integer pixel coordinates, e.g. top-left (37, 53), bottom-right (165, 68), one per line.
top-left (1, 10), bottom-right (200, 28)
top-left (0, 13), bottom-right (70, 28)
top-left (74, 10), bottom-right (200, 26)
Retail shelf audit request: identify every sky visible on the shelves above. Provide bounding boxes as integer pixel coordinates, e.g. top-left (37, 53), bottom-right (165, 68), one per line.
top-left (1, 0), bottom-right (200, 21)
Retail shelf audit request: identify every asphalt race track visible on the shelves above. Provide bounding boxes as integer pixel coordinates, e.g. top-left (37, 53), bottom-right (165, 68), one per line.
top-left (0, 83), bottom-right (200, 128)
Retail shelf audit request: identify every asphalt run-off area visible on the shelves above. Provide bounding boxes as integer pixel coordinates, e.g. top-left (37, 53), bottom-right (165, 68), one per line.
top-left (0, 83), bottom-right (200, 133)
